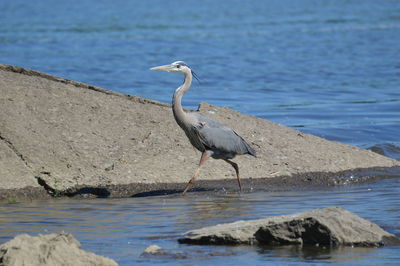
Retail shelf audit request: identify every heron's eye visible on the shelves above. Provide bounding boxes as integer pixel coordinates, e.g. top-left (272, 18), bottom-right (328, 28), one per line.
top-left (176, 65), bottom-right (181, 68)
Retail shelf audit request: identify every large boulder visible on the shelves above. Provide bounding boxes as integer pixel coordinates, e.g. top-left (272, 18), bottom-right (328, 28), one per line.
top-left (178, 206), bottom-right (400, 247)
top-left (1, 64), bottom-right (399, 198)
top-left (0, 232), bottom-right (117, 266)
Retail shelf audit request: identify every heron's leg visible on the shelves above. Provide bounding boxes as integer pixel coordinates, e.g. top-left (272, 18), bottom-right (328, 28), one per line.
top-left (223, 159), bottom-right (242, 192)
top-left (182, 151), bottom-right (210, 195)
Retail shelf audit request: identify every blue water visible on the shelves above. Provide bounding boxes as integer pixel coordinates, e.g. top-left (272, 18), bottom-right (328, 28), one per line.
top-left (0, 179), bottom-right (399, 265)
top-left (1, 0), bottom-right (400, 265)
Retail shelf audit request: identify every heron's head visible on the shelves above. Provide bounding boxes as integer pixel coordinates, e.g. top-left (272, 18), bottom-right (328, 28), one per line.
top-left (150, 61), bottom-right (190, 73)
top-left (150, 61), bottom-right (200, 82)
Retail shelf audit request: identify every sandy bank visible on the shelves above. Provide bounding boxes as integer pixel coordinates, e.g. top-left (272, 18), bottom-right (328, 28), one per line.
top-left (0, 65), bottom-right (398, 200)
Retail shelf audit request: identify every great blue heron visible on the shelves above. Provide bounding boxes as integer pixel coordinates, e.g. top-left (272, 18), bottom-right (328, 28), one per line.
top-left (150, 61), bottom-right (256, 194)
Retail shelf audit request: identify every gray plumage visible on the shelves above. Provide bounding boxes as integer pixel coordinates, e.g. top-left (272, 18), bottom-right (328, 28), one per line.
top-left (189, 113), bottom-right (256, 159)
top-left (150, 61), bottom-right (256, 194)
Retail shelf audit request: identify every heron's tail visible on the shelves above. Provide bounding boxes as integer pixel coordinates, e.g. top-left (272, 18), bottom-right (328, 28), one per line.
top-left (244, 141), bottom-right (257, 158)
top-left (247, 146), bottom-right (257, 157)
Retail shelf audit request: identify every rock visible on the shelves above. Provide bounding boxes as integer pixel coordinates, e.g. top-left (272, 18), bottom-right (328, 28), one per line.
top-left (140, 245), bottom-right (186, 259)
top-left (178, 206), bottom-right (400, 247)
top-left (142, 245), bottom-right (165, 255)
top-left (1, 64), bottom-right (399, 198)
top-left (0, 232), bottom-right (117, 266)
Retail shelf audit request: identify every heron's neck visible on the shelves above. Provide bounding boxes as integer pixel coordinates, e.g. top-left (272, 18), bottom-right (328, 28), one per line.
top-left (172, 71), bottom-right (192, 127)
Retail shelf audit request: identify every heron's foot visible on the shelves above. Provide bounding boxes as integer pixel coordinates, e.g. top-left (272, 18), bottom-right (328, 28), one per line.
top-left (223, 159), bottom-right (242, 193)
top-left (182, 177), bottom-right (197, 195)
top-left (183, 151), bottom-right (210, 195)
top-left (237, 177), bottom-right (242, 193)
top-left (182, 182), bottom-right (194, 195)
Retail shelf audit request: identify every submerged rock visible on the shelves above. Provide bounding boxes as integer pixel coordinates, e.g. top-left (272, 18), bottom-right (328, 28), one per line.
top-left (141, 245), bottom-right (166, 256)
top-left (143, 245), bottom-right (164, 254)
top-left (0, 232), bottom-right (117, 266)
top-left (140, 244), bottom-right (235, 260)
top-left (178, 206), bottom-right (400, 247)
top-left (140, 245), bottom-right (187, 259)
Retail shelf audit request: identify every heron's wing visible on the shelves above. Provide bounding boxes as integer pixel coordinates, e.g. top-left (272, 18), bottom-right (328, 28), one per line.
top-left (192, 113), bottom-right (256, 156)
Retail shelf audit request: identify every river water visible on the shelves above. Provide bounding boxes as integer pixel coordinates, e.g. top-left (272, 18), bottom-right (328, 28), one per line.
top-left (1, 0), bottom-right (399, 265)
top-left (0, 179), bottom-right (399, 265)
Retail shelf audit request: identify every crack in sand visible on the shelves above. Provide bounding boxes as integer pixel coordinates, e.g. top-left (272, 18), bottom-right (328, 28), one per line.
top-left (0, 132), bottom-right (30, 168)
top-left (0, 132), bottom-right (59, 196)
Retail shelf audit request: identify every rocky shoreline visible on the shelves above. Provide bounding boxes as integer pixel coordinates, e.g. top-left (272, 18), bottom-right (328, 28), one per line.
top-left (178, 206), bottom-right (400, 247)
top-left (1, 207), bottom-right (399, 265)
top-left (0, 64), bottom-right (399, 201)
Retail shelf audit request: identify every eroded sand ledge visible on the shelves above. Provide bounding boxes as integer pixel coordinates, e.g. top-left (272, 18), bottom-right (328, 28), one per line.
top-left (0, 65), bottom-right (399, 200)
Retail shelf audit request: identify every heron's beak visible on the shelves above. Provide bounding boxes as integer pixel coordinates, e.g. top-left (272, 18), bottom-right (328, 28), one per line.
top-left (150, 64), bottom-right (174, 72)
